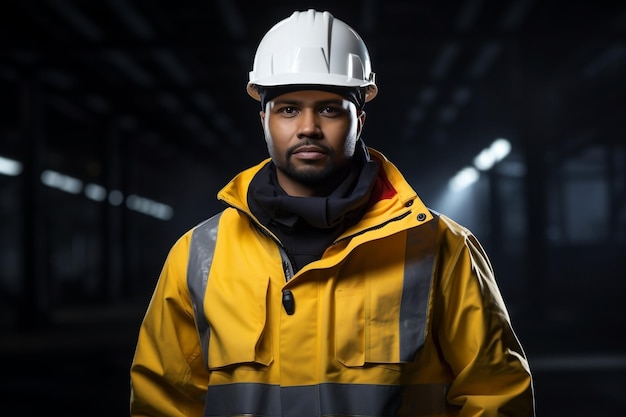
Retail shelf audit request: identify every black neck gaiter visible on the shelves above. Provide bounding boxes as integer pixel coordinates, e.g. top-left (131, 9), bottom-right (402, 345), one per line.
top-left (248, 147), bottom-right (379, 272)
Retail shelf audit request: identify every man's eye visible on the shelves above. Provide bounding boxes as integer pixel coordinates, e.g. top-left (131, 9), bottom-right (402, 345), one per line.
top-left (279, 106), bottom-right (297, 114)
top-left (321, 106), bottom-right (341, 115)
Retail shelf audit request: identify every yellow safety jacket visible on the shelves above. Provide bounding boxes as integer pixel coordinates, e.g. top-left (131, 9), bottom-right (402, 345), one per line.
top-left (130, 148), bottom-right (535, 417)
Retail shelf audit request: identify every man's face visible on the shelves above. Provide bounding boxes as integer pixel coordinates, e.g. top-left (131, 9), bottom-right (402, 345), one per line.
top-left (260, 89), bottom-right (365, 196)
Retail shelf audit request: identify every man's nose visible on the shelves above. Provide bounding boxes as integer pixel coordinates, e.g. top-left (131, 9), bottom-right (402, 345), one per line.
top-left (297, 110), bottom-right (322, 139)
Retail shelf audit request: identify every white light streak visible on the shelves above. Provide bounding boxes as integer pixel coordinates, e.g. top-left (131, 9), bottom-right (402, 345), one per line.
top-left (449, 166), bottom-right (480, 192)
top-left (126, 194), bottom-right (174, 221)
top-left (41, 170), bottom-right (83, 194)
top-left (84, 183), bottom-right (107, 202)
top-left (474, 138), bottom-right (511, 171)
top-left (0, 156), bottom-right (23, 176)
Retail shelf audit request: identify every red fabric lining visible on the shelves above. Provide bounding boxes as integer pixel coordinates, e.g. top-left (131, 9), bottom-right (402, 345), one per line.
top-left (369, 164), bottom-right (397, 206)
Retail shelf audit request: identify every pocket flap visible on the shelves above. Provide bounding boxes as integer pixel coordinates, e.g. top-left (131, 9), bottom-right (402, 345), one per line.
top-left (206, 275), bottom-right (272, 369)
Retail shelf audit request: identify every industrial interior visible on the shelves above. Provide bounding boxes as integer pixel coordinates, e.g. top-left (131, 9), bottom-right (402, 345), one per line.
top-left (1, 0), bottom-right (625, 415)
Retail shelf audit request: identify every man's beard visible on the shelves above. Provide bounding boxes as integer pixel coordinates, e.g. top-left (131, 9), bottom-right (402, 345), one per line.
top-left (275, 156), bottom-right (337, 186)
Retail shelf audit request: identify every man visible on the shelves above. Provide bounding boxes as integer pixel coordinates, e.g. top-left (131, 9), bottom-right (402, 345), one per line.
top-left (130, 9), bottom-right (535, 417)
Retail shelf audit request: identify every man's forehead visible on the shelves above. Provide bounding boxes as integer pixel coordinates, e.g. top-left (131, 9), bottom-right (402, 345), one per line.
top-left (273, 89), bottom-right (347, 102)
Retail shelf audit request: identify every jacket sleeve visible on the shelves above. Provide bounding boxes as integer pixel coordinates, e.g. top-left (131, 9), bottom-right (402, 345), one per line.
top-left (130, 232), bottom-right (209, 417)
top-left (434, 219), bottom-right (535, 417)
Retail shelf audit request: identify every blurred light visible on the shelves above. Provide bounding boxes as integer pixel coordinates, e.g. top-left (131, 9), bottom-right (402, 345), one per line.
top-left (126, 194), bottom-right (174, 220)
top-left (41, 170), bottom-right (83, 194)
top-left (418, 86), bottom-right (438, 105)
top-left (474, 138), bottom-right (511, 171)
top-left (452, 86), bottom-right (472, 106)
top-left (1, 155), bottom-right (172, 220)
top-left (449, 166), bottom-right (479, 192)
top-left (0, 156), bottom-right (22, 176)
top-left (491, 138), bottom-right (511, 160)
top-left (583, 44), bottom-right (626, 78)
top-left (84, 183), bottom-right (107, 201)
top-left (474, 148), bottom-right (496, 171)
top-left (468, 42), bottom-right (501, 78)
top-left (438, 106), bottom-right (458, 124)
top-left (108, 190), bottom-right (124, 206)
top-left (448, 136), bottom-right (513, 193)
top-left (430, 43), bottom-right (459, 78)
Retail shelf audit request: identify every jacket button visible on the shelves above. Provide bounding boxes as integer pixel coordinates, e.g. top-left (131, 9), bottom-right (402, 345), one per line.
top-left (417, 213), bottom-right (427, 221)
top-left (405, 200), bottom-right (413, 207)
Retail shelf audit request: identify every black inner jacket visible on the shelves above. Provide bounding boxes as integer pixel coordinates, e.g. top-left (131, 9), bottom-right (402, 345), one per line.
top-left (248, 143), bottom-right (379, 273)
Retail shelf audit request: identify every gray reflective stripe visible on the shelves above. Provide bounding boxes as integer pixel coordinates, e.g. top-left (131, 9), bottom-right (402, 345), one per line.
top-left (399, 215), bottom-right (439, 362)
top-left (204, 382), bottom-right (454, 416)
top-left (187, 212), bottom-right (222, 370)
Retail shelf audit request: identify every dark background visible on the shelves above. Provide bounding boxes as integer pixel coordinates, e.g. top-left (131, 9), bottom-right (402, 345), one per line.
top-left (1, 0), bottom-right (625, 415)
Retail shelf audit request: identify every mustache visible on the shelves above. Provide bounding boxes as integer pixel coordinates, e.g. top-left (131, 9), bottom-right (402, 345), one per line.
top-left (287, 141), bottom-right (331, 155)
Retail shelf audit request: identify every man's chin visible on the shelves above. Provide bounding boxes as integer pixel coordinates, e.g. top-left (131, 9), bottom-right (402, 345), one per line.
top-left (286, 167), bottom-right (331, 186)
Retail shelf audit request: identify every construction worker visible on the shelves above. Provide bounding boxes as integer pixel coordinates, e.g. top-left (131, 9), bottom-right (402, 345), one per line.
top-left (130, 9), bottom-right (535, 416)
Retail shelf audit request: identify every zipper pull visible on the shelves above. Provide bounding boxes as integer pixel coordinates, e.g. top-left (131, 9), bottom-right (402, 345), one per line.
top-left (282, 289), bottom-right (295, 315)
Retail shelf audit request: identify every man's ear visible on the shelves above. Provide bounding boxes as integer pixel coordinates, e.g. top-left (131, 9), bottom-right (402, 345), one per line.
top-left (259, 110), bottom-right (265, 127)
top-left (357, 110), bottom-right (366, 137)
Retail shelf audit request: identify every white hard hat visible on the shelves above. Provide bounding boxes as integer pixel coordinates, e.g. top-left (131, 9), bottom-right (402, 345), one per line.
top-left (247, 9), bottom-right (378, 103)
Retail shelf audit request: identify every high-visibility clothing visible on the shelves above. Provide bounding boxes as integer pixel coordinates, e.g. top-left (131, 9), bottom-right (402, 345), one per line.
top-left (130, 148), bottom-right (535, 417)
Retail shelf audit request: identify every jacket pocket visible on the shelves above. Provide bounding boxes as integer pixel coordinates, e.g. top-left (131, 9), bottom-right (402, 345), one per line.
top-left (206, 275), bottom-right (272, 369)
top-left (335, 279), bottom-right (426, 368)
top-left (335, 288), bottom-right (366, 366)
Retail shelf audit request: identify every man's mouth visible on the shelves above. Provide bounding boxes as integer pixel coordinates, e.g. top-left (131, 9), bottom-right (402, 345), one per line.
top-left (292, 146), bottom-right (327, 160)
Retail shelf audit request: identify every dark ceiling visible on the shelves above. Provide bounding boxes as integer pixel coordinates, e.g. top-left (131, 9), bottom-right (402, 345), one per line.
top-left (1, 0), bottom-right (625, 210)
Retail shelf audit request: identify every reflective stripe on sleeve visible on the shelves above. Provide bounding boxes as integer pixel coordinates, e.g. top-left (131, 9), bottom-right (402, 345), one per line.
top-left (187, 211), bottom-right (222, 370)
top-left (399, 216), bottom-right (438, 362)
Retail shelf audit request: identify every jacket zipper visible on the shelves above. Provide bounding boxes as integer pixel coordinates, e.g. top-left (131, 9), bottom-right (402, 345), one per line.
top-left (223, 201), bottom-right (412, 316)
